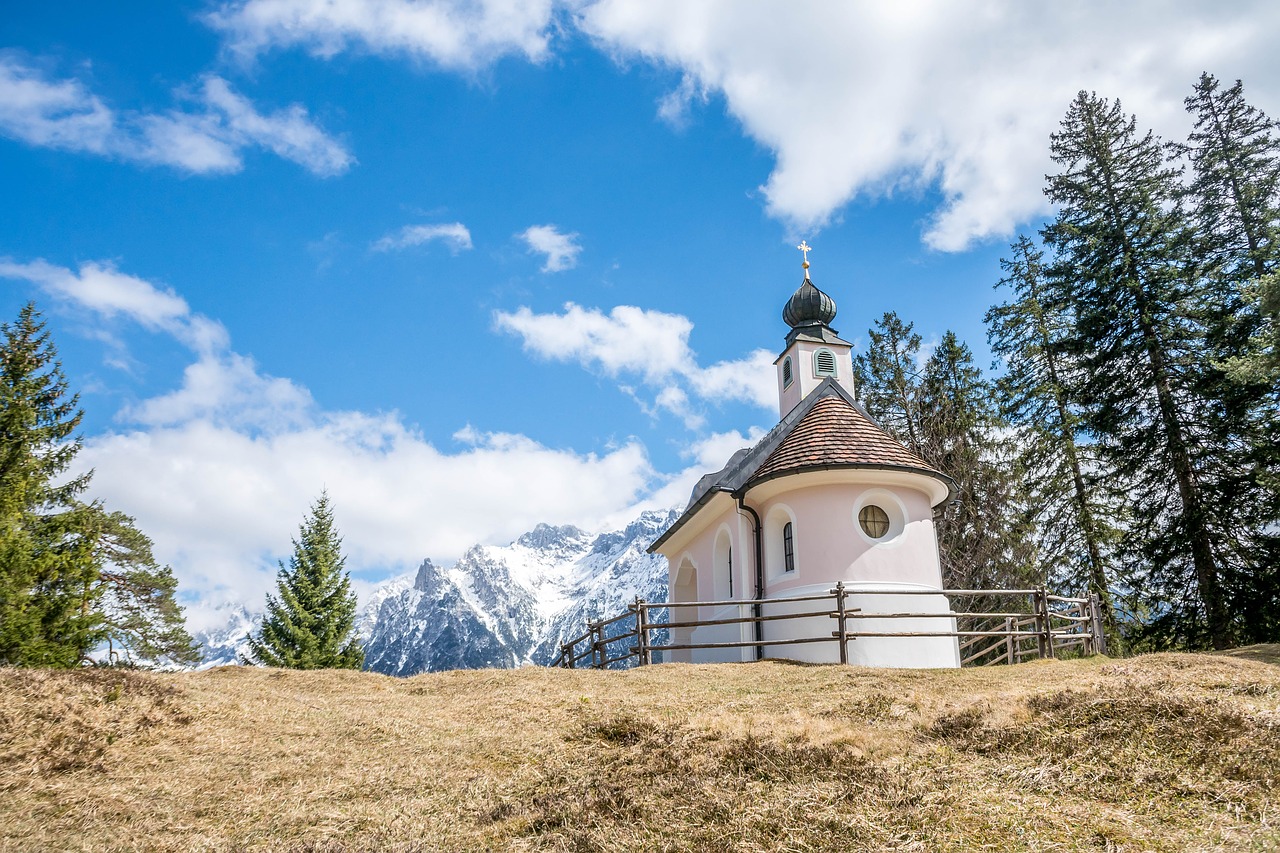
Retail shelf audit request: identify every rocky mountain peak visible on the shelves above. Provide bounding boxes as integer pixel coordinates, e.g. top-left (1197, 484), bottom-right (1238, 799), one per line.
top-left (515, 522), bottom-right (588, 550)
top-left (412, 558), bottom-right (441, 593)
top-left (195, 507), bottom-right (680, 675)
top-left (361, 508), bottom-right (678, 675)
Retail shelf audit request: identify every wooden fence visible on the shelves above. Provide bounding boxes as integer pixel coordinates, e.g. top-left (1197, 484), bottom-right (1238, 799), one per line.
top-left (551, 583), bottom-right (1107, 669)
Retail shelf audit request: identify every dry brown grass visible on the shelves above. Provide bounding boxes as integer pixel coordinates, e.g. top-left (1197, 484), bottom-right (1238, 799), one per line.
top-left (3, 650), bottom-right (1279, 852)
top-left (1219, 643), bottom-right (1280, 666)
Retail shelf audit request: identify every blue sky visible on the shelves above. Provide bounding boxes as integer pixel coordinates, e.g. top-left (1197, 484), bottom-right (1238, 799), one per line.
top-left (2, 1), bottom-right (1276, 627)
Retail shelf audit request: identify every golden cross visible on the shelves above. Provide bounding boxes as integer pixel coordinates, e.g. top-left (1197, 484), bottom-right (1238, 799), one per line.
top-left (797, 240), bottom-right (812, 271)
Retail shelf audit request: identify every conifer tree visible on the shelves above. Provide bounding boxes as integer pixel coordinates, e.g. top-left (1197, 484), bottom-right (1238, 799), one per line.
top-left (985, 235), bottom-right (1119, 629)
top-left (856, 316), bottom-right (1038, 591)
top-left (1182, 74), bottom-right (1280, 444)
top-left (0, 304), bottom-right (198, 667)
top-left (852, 312), bottom-right (926, 455)
top-left (0, 304), bottom-right (96, 665)
top-left (916, 332), bottom-right (1039, 592)
top-left (245, 493), bottom-right (363, 669)
top-left (1183, 74), bottom-right (1280, 283)
top-left (1181, 74), bottom-right (1280, 640)
top-left (1228, 272), bottom-right (1280, 386)
top-left (1043, 91), bottom-right (1234, 648)
top-left (93, 510), bottom-right (201, 666)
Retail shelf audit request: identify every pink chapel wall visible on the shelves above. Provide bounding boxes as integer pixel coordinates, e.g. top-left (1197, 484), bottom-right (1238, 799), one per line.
top-left (755, 479), bottom-right (942, 593)
top-left (664, 472), bottom-right (959, 668)
top-left (666, 501), bottom-right (754, 663)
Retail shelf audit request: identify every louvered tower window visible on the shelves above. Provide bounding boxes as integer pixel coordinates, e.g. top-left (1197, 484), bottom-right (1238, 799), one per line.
top-left (814, 348), bottom-right (837, 377)
top-left (782, 356), bottom-right (793, 387)
top-left (782, 522), bottom-right (795, 572)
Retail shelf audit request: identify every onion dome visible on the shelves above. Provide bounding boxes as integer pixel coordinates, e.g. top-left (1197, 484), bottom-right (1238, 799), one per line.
top-left (782, 277), bottom-right (837, 328)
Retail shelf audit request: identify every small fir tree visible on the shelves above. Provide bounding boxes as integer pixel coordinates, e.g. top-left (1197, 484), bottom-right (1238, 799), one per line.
top-left (245, 493), bottom-right (363, 669)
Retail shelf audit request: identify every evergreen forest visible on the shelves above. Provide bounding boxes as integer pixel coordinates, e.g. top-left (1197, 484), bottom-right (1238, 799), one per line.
top-left (855, 74), bottom-right (1280, 652)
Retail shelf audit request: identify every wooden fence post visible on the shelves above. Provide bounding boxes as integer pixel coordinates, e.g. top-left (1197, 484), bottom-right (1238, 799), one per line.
top-left (561, 643), bottom-right (572, 668)
top-left (1035, 588), bottom-right (1054, 659)
top-left (1089, 593), bottom-right (1107, 656)
top-left (589, 620), bottom-right (602, 669)
top-left (832, 581), bottom-right (849, 665)
top-left (634, 597), bottom-right (650, 666)
top-left (1004, 616), bottom-right (1015, 665)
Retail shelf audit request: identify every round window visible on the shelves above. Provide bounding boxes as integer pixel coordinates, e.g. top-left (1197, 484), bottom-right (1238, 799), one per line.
top-left (859, 505), bottom-right (890, 539)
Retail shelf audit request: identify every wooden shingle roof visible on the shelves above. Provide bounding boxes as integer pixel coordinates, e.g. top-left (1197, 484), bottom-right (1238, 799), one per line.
top-left (649, 378), bottom-right (955, 554)
top-left (749, 393), bottom-right (942, 484)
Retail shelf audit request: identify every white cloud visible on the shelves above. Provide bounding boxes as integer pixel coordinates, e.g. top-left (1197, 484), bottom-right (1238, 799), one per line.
top-left (372, 221), bottom-right (473, 252)
top-left (577, 0), bottom-right (1280, 250)
top-left (494, 302), bottom-right (777, 422)
top-left (656, 73), bottom-right (707, 128)
top-left (198, 76), bottom-right (353, 176)
top-left (495, 303), bottom-right (691, 380)
top-left (5, 255), bottom-right (660, 627)
top-left (687, 348), bottom-right (777, 410)
top-left (0, 258), bottom-right (230, 355)
top-left (519, 224), bottom-right (582, 272)
top-left (122, 353), bottom-right (315, 431)
top-left (209, 0), bottom-right (556, 71)
top-left (0, 56), bottom-right (351, 176)
top-left (0, 56), bottom-right (114, 152)
top-left (683, 426), bottom-right (767, 471)
top-left (81, 415), bottom-right (655, 621)
top-left (652, 385), bottom-right (703, 430)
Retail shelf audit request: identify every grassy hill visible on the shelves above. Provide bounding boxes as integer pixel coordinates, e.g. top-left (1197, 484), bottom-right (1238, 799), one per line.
top-left (3, 650), bottom-right (1279, 852)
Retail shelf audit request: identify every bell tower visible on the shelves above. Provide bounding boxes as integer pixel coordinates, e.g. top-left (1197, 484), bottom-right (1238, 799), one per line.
top-left (774, 242), bottom-right (856, 418)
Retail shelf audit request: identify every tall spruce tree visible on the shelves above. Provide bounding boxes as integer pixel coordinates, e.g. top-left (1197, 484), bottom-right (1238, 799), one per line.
top-left (1043, 91), bottom-right (1238, 648)
top-left (1182, 75), bottom-right (1280, 430)
top-left (0, 304), bottom-right (198, 667)
top-left (1228, 271), bottom-right (1280, 386)
top-left (855, 315), bottom-right (1037, 591)
top-left (985, 235), bottom-right (1119, 629)
top-left (852, 312), bottom-right (926, 456)
top-left (916, 332), bottom-right (1039, 592)
top-left (1181, 74), bottom-right (1280, 640)
top-left (1183, 74), bottom-right (1280, 283)
top-left (245, 492), bottom-right (363, 669)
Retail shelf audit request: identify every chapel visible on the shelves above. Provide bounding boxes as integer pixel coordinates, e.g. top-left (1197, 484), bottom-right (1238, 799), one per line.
top-left (648, 245), bottom-right (961, 667)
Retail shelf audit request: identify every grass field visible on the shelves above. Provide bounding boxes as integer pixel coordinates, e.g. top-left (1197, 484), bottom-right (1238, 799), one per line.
top-left (3, 649), bottom-right (1279, 852)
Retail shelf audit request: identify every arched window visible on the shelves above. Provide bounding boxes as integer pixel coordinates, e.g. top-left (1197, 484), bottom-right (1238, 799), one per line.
top-left (814, 348), bottom-right (837, 377)
top-left (765, 507), bottom-right (796, 579)
top-left (782, 356), bottom-right (793, 388)
top-left (714, 530), bottom-right (734, 599)
top-left (782, 522), bottom-right (795, 572)
top-left (727, 546), bottom-right (733, 597)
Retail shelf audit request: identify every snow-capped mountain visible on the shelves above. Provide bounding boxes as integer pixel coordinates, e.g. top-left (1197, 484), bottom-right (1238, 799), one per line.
top-left (190, 603), bottom-right (259, 668)
top-left (194, 508), bottom-right (679, 673)
top-left (359, 508), bottom-right (677, 675)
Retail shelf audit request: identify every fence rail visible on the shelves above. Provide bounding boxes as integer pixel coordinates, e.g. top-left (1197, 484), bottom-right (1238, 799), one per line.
top-left (551, 584), bottom-right (1107, 669)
